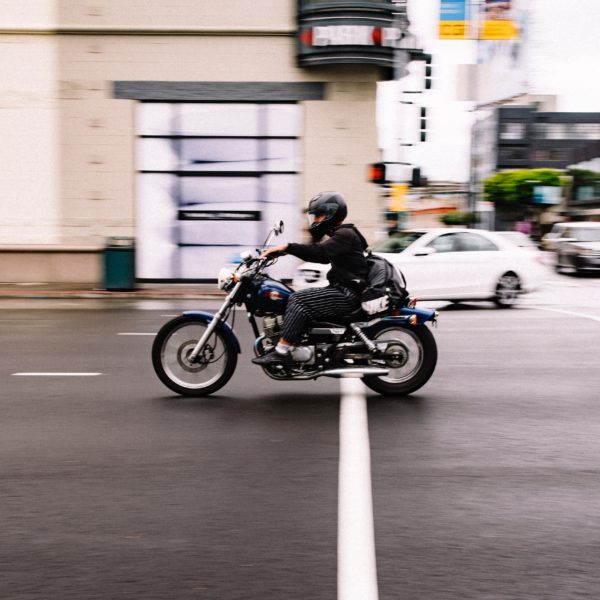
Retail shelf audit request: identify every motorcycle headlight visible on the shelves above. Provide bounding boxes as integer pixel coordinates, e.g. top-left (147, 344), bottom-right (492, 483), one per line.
top-left (217, 268), bottom-right (234, 290)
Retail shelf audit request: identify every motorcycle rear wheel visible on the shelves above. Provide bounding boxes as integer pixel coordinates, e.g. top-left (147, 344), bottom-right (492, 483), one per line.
top-left (363, 323), bottom-right (437, 396)
top-left (152, 315), bottom-right (237, 396)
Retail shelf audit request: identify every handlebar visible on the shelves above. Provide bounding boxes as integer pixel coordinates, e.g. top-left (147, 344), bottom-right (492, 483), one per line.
top-left (234, 254), bottom-right (277, 278)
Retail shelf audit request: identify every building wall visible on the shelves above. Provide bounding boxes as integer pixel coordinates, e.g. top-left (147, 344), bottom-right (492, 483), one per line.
top-left (0, 0), bottom-right (383, 282)
top-left (0, 34), bottom-right (60, 244)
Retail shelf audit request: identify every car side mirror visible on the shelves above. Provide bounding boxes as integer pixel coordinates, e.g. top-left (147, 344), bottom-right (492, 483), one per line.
top-left (414, 247), bottom-right (436, 257)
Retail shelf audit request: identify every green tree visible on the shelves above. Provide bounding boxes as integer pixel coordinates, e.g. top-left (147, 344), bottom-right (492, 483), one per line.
top-left (567, 168), bottom-right (600, 186)
top-left (483, 168), bottom-right (563, 208)
top-left (483, 169), bottom-right (562, 210)
top-left (440, 211), bottom-right (478, 226)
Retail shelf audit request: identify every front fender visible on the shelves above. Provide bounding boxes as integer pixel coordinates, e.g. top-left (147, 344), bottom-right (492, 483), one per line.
top-left (183, 310), bottom-right (241, 354)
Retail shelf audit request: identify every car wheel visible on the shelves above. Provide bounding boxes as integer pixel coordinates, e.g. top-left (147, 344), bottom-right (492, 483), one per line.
top-left (555, 252), bottom-right (568, 274)
top-left (493, 272), bottom-right (521, 308)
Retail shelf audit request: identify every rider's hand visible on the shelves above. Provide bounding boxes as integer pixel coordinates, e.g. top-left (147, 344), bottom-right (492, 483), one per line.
top-left (259, 244), bottom-right (288, 259)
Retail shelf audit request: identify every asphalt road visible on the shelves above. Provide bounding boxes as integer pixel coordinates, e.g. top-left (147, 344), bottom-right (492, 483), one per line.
top-left (2, 273), bottom-right (600, 599)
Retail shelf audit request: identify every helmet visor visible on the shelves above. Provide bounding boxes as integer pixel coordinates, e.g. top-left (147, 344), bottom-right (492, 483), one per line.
top-left (306, 213), bottom-right (326, 229)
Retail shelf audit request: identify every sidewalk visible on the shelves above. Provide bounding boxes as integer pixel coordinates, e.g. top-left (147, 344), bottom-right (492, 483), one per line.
top-left (0, 282), bottom-right (226, 300)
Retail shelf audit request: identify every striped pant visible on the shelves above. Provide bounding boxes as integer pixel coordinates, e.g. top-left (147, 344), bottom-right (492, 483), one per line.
top-left (281, 285), bottom-right (360, 345)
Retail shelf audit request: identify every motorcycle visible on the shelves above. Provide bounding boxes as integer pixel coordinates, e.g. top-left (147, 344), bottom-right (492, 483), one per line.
top-left (152, 221), bottom-right (438, 397)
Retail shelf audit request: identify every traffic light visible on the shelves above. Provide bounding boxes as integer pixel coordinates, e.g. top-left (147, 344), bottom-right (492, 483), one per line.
top-left (424, 54), bottom-right (433, 90)
top-left (420, 107), bottom-right (427, 142)
top-left (368, 162), bottom-right (387, 184)
top-left (407, 51), bottom-right (433, 90)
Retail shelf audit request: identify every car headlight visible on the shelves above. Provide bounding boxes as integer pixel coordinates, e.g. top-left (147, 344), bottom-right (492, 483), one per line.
top-left (217, 268), bottom-right (235, 290)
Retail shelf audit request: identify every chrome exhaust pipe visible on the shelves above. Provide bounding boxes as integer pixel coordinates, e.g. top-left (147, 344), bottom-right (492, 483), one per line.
top-left (316, 367), bottom-right (390, 379)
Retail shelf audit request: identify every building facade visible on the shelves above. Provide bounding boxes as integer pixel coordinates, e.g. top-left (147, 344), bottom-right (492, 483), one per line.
top-left (1, 0), bottom-right (399, 283)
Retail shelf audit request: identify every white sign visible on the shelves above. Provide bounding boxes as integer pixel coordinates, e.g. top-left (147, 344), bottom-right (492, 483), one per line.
top-left (313, 25), bottom-right (374, 46)
top-left (312, 26), bottom-right (400, 47)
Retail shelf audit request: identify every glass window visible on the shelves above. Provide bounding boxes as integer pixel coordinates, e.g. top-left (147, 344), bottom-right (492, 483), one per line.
top-left (499, 122), bottom-right (525, 140)
top-left (137, 138), bottom-right (179, 171)
top-left (266, 105), bottom-right (302, 136)
top-left (427, 233), bottom-right (458, 253)
top-left (532, 148), bottom-right (571, 162)
top-left (530, 122), bottom-right (596, 140)
top-left (135, 102), bottom-right (302, 280)
top-left (179, 104), bottom-right (260, 136)
top-left (137, 103), bottom-right (177, 135)
top-left (373, 231), bottom-right (426, 253)
top-left (180, 177), bottom-right (260, 206)
top-left (180, 138), bottom-right (261, 171)
top-left (570, 228), bottom-right (600, 243)
top-left (499, 146), bottom-right (528, 161)
top-left (454, 232), bottom-right (498, 251)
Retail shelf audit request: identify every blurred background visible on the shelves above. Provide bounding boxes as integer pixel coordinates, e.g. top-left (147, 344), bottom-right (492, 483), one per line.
top-left (1, 0), bottom-right (599, 285)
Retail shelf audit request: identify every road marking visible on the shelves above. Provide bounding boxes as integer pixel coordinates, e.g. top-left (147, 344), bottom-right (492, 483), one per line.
top-left (118, 333), bottom-right (156, 336)
top-left (11, 372), bottom-right (102, 377)
top-left (531, 306), bottom-right (600, 323)
top-left (338, 376), bottom-right (379, 600)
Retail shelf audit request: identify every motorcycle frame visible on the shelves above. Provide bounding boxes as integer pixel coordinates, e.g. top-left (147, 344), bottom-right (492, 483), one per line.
top-left (186, 222), bottom-right (437, 366)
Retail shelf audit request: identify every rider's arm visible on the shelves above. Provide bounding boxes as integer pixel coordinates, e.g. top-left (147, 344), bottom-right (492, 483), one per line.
top-left (286, 229), bottom-right (354, 264)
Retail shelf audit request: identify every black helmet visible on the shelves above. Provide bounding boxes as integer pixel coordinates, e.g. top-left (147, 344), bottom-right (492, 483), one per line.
top-left (307, 191), bottom-right (347, 240)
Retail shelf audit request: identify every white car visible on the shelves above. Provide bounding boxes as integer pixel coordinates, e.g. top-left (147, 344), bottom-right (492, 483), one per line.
top-left (291, 228), bottom-right (548, 307)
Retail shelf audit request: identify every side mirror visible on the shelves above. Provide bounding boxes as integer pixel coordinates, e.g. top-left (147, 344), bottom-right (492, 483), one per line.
top-left (414, 247), bottom-right (436, 257)
top-left (274, 220), bottom-right (285, 235)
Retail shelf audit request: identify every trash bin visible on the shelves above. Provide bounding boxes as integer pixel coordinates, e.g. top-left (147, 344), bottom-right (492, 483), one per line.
top-left (103, 237), bottom-right (135, 290)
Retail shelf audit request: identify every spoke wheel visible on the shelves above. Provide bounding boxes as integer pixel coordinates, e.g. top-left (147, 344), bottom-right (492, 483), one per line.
top-left (152, 315), bottom-right (237, 396)
top-left (363, 324), bottom-right (437, 396)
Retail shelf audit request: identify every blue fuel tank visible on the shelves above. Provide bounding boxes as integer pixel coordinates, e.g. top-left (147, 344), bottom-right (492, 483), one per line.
top-left (250, 278), bottom-right (294, 315)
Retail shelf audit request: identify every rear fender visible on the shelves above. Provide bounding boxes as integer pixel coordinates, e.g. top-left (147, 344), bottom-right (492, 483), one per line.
top-left (384, 306), bottom-right (438, 326)
top-left (183, 310), bottom-right (241, 353)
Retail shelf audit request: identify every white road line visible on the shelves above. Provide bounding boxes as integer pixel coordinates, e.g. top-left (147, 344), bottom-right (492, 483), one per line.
top-left (118, 333), bottom-right (156, 336)
top-left (338, 376), bottom-right (379, 600)
top-left (530, 306), bottom-right (600, 323)
top-left (11, 372), bottom-right (102, 377)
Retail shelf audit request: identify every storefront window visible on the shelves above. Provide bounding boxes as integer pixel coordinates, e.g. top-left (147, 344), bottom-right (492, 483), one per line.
top-left (136, 103), bottom-right (301, 280)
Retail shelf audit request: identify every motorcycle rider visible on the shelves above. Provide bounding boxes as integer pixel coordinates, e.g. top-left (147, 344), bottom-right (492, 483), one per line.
top-left (252, 191), bottom-right (368, 366)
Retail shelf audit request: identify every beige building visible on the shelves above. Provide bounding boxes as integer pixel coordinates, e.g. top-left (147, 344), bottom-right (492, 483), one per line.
top-left (0, 1), bottom-right (394, 283)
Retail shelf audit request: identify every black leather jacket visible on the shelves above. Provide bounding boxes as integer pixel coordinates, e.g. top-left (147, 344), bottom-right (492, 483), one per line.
top-left (286, 224), bottom-right (368, 291)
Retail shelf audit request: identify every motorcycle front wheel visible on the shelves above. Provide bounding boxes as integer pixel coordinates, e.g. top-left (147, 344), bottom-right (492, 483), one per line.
top-left (152, 315), bottom-right (238, 396)
top-left (363, 323), bottom-right (437, 397)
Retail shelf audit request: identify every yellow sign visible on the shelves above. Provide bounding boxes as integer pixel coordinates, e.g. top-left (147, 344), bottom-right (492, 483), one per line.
top-left (389, 184), bottom-right (408, 212)
top-left (481, 1), bottom-right (517, 40)
top-left (439, 0), bottom-right (518, 40)
top-left (439, 0), bottom-right (469, 40)
top-left (439, 21), bottom-right (468, 40)
top-left (480, 19), bottom-right (517, 40)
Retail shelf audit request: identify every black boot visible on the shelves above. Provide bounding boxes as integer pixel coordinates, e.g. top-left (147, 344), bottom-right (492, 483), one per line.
top-left (252, 349), bottom-right (295, 366)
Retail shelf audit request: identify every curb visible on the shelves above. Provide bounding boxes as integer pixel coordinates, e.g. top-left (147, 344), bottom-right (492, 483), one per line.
top-left (0, 289), bottom-right (225, 300)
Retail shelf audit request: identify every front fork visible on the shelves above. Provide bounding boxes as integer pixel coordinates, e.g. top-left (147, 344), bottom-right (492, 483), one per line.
top-left (187, 281), bottom-right (242, 362)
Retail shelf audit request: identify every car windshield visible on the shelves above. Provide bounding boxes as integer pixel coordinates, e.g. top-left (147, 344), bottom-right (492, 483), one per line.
top-left (571, 228), bottom-right (600, 242)
top-left (373, 231), bottom-right (426, 253)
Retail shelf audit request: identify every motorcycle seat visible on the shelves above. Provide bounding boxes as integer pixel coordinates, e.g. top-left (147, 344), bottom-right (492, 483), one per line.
top-left (311, 307), bottom-right (366, 327)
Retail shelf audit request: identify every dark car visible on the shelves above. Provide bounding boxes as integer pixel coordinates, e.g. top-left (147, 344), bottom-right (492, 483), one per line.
top-left (555, 223), bottom-right (600, 275)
